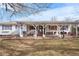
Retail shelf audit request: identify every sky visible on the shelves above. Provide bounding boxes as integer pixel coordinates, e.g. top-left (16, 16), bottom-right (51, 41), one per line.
top-left (0, 3), bottom-right (79, 22)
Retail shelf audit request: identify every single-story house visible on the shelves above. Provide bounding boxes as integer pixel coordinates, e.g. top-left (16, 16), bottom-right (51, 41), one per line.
top-left (0, 21), bottom-right (79, 38)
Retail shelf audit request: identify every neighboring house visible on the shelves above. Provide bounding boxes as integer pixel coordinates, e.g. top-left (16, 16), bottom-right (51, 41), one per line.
top-left (0, 21), bottom-right (79, 38)
top-left (0, 22), bottom-right (18, 36)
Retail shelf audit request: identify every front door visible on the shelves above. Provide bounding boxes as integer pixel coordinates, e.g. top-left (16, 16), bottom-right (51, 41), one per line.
top-left (37, 25), bottom-right (43, 36)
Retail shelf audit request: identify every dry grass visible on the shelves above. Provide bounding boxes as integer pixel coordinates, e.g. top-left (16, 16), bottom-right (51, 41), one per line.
top-left (0, 38), bottom-right (79, 56)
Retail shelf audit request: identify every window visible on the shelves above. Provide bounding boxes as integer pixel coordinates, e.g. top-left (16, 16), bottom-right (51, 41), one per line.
top-left (49, 25), bottom-right (57, 30)
top-left (2, 25), bottom-right (12, 30)
top-left (29, 26), bottom-right (35, 30)
top-left (60, 26), bottom-right (68, 30)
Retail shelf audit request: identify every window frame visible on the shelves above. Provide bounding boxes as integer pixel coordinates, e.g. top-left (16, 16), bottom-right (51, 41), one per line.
top-left (2, 25), bottom-right (12, 30)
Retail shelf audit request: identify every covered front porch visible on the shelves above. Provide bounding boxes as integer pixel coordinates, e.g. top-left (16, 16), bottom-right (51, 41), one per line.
top-left (19, 23), bottom-right (68, 38)
top-left (17, 21), bottom-right (79, 39)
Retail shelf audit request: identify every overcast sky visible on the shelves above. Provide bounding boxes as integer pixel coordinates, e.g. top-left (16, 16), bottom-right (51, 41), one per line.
top-left (0, 3), bottom-right (79, 22)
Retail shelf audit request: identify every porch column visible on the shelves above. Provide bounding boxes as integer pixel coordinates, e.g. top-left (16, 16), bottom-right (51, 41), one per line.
top-left (34, 25), bottom-right (37, 38)
top-left (76, 25), bottom-right (78, 37)
top-left (57, 25), bottom-right (59, 35)
top-left (19, 25), bottom-right (23, 37)
top-left (17, 22), bottom-right (23, 37)
top-left (57, 25), bottom-right (61, 37)
top-left (43, 25), bottom-right (45, 37)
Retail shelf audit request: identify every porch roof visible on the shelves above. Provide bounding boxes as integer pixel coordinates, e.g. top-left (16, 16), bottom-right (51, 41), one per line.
top-left (0, 21), bottom-right (79, 25)
top-left (17, 21), bottom-right (79, 25)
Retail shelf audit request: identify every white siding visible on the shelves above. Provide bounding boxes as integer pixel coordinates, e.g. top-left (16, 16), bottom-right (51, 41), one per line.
top-left (0, 25), bottom-right (2, 30)
top-left (0, 25), bottom-right (18, 35)
top-left (12, 25), bottom-right (16, 31)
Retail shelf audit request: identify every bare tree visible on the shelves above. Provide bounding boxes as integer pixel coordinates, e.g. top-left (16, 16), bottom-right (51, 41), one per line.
top-left (1, 3), bottom-right (50, 17)
top-left (51, 16), bottom-right (57, 22)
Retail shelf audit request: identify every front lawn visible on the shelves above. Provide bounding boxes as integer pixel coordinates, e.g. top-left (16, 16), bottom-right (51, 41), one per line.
top-left (0, 38), bottom-right (79, 56)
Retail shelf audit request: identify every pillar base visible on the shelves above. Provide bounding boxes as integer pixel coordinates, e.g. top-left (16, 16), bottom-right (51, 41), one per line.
top-left (34, 34), bottom-right (37, 39)
top-left (43, 34), bottom-right (45, 37)
top-left (20, 34), bottom-right (23, 37)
